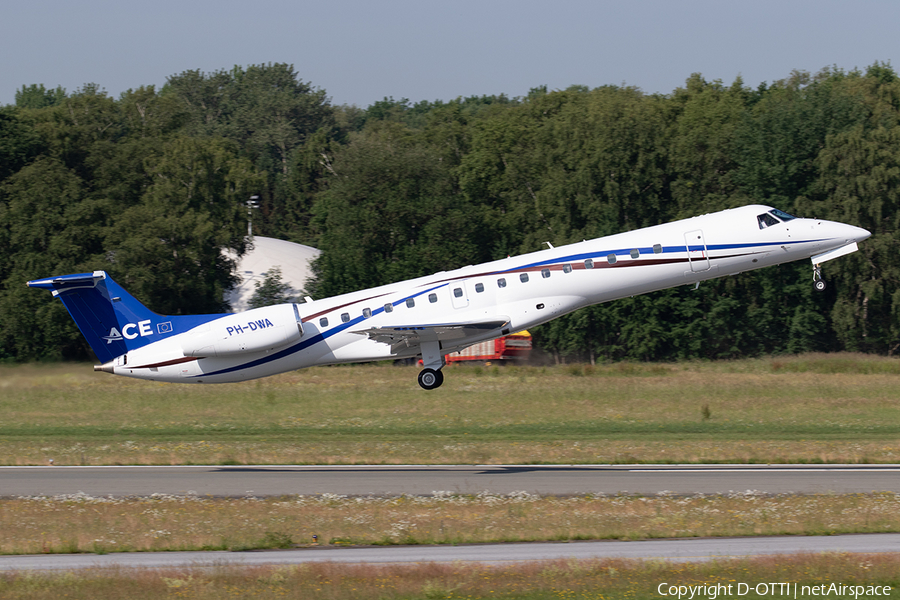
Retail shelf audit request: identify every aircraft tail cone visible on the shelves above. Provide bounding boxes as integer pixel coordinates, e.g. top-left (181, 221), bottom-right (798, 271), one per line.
top-left (94, 362), bottom-right (115, 374)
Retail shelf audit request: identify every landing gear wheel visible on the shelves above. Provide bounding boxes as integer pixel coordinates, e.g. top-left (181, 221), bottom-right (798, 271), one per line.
top-left (813, 264), bottom-right (826, 292)
top-left (417, 368), bottom-right (444, 390)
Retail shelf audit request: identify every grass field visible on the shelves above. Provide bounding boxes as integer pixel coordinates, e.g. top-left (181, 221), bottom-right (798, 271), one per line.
top-left (3, 491), bottom-right (900, 555)
top-left (3, 356), bottom-right (900, 594)
top-left (1, 353), bottom-right (899, 465)
top-left (2, 554), bottom-right (898, 599)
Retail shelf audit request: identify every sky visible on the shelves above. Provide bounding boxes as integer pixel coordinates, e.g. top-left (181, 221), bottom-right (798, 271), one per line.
top-left (1, 0), bottom-right (897, 107)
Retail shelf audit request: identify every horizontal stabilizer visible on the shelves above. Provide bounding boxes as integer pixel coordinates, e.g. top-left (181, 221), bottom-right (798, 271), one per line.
top-left (26, 272), bottom-right (103, 293)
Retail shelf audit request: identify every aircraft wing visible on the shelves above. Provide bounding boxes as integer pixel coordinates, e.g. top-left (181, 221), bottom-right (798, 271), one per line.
top-left (352, 318), bottom-right (510, 353)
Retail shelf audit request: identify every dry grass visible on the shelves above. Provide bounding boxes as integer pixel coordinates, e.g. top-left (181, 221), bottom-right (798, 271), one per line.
top-left (1, 554), bottom-right (899, 599)
top-left (2, 353), bottom-right (900, 466)
top-left (3, 491), bottom-right (900, 555)
top-left (3, 439), bottom-right (898, 467)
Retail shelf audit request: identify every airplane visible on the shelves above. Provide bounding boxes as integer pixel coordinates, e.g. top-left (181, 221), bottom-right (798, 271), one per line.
top-left (28, 204), bottom-right (870, 389)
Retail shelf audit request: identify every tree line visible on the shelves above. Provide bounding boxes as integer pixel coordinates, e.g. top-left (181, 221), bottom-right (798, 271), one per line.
top-left (1, 62), bottom-right (898, 362)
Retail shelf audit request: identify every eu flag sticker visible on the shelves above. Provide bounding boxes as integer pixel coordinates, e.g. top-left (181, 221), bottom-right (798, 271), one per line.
top-left (157, 321), bottom-right (173, 334)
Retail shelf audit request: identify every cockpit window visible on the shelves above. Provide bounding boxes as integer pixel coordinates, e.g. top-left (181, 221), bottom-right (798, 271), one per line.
top-left (757, 213), bottom-right (780, 229)
top-left (769, 208), bottom-right (797, 222)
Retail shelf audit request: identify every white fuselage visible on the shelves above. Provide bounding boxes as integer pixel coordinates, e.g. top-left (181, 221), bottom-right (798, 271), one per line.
top-left (110, 205), bottom-right (869, 383)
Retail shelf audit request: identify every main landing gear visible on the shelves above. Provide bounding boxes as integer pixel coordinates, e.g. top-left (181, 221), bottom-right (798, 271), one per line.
top-left (418, 340), bottom-right (445, 390)
top-left (417, 368), bottom-right (444, 390)
top-left (813, 263), bottom-right (826, 292)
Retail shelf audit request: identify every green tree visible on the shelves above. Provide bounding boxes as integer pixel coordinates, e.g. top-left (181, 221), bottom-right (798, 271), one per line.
top-left (310, 121), bottom-right (490, 297)
top-left (732, 68), bottom-right (867, 206)
top-left (15, 84), bottom-right (66, 109)
top-left (248, 266), bottom-right (295, 309)
top-left (0, 106), bottom-right (43, 182)
top-left (30, 83), bottom-right (123, 181)
top-left (164, 64), bottom-right (335, 244)
top-left (0, 157), bottom-right (99, 360)
top-left (668, 74), bottom-right (751, 216)
top-left (105, 136), bottom-right (264, 314)
top-left (806, 123), bottom-right (900, 353)
top-left (4, 61), bottom-right (900, 362)
top-left (117, 85), bottom-right (188, 138)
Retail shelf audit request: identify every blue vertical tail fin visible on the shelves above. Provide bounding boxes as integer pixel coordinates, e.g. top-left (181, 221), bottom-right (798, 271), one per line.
top-left (27, 271), bottom-right (223, 362)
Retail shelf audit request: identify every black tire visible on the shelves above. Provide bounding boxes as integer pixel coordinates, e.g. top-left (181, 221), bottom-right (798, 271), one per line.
top-left (814, 280), bottom-right (826, 292)
top-left (417, 368), bottom-right (444, 390)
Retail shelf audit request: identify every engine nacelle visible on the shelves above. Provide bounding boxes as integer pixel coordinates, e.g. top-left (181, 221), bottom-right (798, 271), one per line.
top-left (181, 304), bottom-right (304, 357)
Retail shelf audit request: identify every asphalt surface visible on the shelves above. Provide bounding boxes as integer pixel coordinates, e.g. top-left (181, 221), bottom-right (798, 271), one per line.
top-left (2, 464), bottom-right (899, 497)
top-left (1, 534), bottom-right (899, 571)
top-left (3, 464), bottom-right (898, 570)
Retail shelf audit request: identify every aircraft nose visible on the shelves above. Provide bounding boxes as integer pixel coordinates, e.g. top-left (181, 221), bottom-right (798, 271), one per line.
top-left (845, 224), bottom-right (871, 243)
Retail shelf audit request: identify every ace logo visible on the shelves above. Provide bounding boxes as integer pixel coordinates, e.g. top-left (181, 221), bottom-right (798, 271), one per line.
top-left (102, 320), bottom-right (154, 344)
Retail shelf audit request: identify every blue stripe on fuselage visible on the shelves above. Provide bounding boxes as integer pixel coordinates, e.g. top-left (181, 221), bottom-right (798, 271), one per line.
top-left (193, 282), bottom-right (450, 378)
top-left (513, 238), bottom-right (828, 270)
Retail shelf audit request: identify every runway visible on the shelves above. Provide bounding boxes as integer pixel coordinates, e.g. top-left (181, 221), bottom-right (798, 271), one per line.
top-left (2, 534), bottom-right (899, 571)
top-left (2, 464), bottom-right (899, 571)
top-left (2, 464), bottom-right (900, 497)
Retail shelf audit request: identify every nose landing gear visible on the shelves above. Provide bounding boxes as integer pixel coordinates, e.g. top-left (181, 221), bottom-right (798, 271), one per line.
top-left (813, 264), bottom-right (826, 292)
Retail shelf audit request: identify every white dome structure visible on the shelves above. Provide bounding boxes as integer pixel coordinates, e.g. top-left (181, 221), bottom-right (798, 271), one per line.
top-left (224, 237), bottom-right (321, 313)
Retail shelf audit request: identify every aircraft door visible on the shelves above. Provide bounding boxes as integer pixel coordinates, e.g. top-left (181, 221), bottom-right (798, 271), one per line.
top-left (450, 281), bottom-right (469, 309)
top-left (684, 230), bottom-right (710, 272)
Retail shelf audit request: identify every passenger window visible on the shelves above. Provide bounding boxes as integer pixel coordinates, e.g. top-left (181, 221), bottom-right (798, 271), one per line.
top-left (384, 303), bottom-right (393, 313)
top-left (607, 254), bottom-right (617, 265)
top-left (758, 213), bottom-right (780, 229)
top-left (429, 293), bottom-right (438, 303)
top-left (406, 298), bottom-right (415, 308)
top-left (498, 278), bottom-right (507, 288)
top-left (520, 273), bottom-right (529, 283)
top-left (453, 287), bottom-right (464, 298)
top-left (341, 312), bottom-right (350, 323)
top-left (319, 317), bottom-right (328, 328)
top-left (653, 244), bottom-right (662, 254)
top-left (362, 307), bottom-right (372, 318)
top-left (541, 268), bottom-right (551, 279)
top-left (585, 259), bottom-right (594, 269)
top-left (630, 249), bottom-right (639, 259)
top-left (475, 282), bottom-right (484, 293)
top-left (563, 264), bottom-right (572, 274)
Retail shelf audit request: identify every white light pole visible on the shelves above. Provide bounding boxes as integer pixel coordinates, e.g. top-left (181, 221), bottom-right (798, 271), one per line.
top-left (247, 195), bottom-right (260, 238)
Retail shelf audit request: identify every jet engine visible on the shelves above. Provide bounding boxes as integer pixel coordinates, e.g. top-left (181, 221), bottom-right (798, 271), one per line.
top-left (181, 304), bottom-right (304, 357)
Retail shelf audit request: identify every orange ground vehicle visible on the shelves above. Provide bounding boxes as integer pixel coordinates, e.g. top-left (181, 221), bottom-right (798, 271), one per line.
top-left (445, 330), bottom-right (532, 364)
